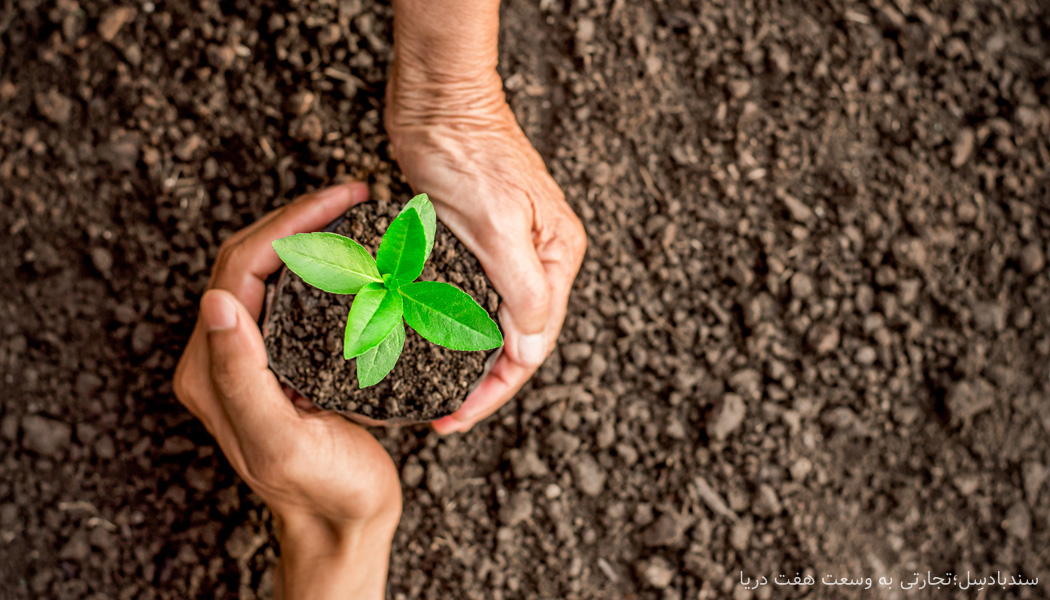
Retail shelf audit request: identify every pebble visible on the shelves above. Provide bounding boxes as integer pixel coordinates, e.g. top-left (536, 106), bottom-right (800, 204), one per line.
top-left (287, 91), bottom-right (316, 116)
top-left (728, 369), bottom-right (762, 402)
top-left (21, 415), bottom-right (72, 457)
top-left (973, 301), bottom-right (1006, 332)
top-left (707, 393), bottom-right (746, 441)
top-left (292, 114), bottom-right (324, 142)
top-left (780, 193), bottom-right (814, 223)
top-left (951, 127), bottom-right (975, 168)
top-left (98, 134), bottom-right (141, 172)
top-left (426, 465), bottom-right (448, 495)
top-left (90, 247), bottom-right (114, 277)
top-left (789, 272), bottom-right (814, 299)
top-left (560, 342), bottom-right (592, 363)
top-left (575, 17), bottom-right (595, 44)
top-left (174, 134), bottom-right (203, 161)
top-left (807, 323), bottom-right (840, 354)
top-left (131, 322), bottom-right (155, 356)
top-left (946, 379), bottom-right (994, 425)
top-left (642, 513), bottom-right (687, 547)
top-left (1019, 243), bottom-right (1045, 275)
top-left (402, 459), bottom-right (424, 488)
top-left (1002, 503), bottom-right (1031, 540)
top-left (547, 430), bottom-right (581, 456)
top-left (855, 346), bottom-right (877, 366)
top-left (98, 7), bottom-right (133, 41)
top-left (570, 453), bottom-right (606, 497)
top-left (498, 491), bottom-right (533, 527)
top-left (35, 89), bottom-right (73, 125)
top-left (642, 556), bottom-right (675, 588)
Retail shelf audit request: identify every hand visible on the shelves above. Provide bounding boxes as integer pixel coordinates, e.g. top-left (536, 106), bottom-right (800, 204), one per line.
top-left (173, 183), bottom-right (401, 600)
top-left (386, 71), bottom-right (587, 435)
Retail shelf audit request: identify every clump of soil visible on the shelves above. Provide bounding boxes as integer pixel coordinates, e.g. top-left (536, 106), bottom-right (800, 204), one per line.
top-left (263, 200), bottom-right (501, 422)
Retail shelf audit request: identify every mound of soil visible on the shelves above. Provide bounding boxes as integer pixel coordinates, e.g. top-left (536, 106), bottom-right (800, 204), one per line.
top-left (263, 200), bottom-right (500, 422)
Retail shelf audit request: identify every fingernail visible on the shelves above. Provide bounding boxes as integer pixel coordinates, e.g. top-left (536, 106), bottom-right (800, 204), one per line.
top-left (203, 291), bottom-right (238, 332)
top-left (517, 333), bottom-right (548, 366)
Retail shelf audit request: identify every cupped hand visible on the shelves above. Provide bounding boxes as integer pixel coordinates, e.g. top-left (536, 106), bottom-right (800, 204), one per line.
top-left (386, 77), bottom-right (587, 434)
top-left (173, 183), bottom-right (401, 598)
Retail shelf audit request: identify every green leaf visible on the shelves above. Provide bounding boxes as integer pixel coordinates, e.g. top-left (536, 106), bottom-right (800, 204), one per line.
top-left (400, 281), bottom-right (503, 351)
top-left (400, 193), bottom-right (437, 260)
top-left (376, 207), bottom-right (426, 286)
top-left (272, 232), bottom-right (380, 295)
top-left (344, 283), bottom-right (404, 358)
top-left (356, 320), bottom-right (405, 388)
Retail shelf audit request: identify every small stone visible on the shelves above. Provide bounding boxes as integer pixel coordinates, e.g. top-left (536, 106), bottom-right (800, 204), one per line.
top-left (642, 556), bottom-right (675, 589)
top-left (728, 369), bottom-right (762, 402)
top-left (561, 343), bottom-right (592, 363)
top-left (402, 459), bottom-right (424, 488)
top-left (951, 127), bottom-right (975, 168)
top-left (789, 272), bottom-right (814, 299)
top-left (131, 322), bottom-right (155, 356)
top-left (95, 435), bottom-right (116, 459)
top-left (0, 415), bottom-right (17, 441)
top-left (174, 134), bottom-right (203, 161)
top-left (575, 17), bottom-right (595, 44)
top-left (287, 91), bottom-right (316, 116)
top-left (855, 346), bottom-right (877, 365)
top-left (547, 430), bottom-right (581, 456)
top-left (728, 80), bottom-right (751, 99)
top-left (35, 89), bottom-right (73, 125)
top-left (426, 465), bottom-right (448, 495)
top-left (22, 415), bottom-right (72, 457)
top-left (790, 457), bottom-right (812, 481)
top-left (292, 114), bottom-right (324, 142)
top-left (1022, 462), bottom-right (1048, 504)
top-left (98, 134), bottom-right (141, 172)
top-left (807, 323), bottom-right (840, 354)
top-left (642, 513), bottom-right (687, 547)
top-left (570, 453), bottom-right (606, 496)
top-left (90, 247), bottom-right (114, 276)
top-left (1019, 243), bottom-right (1045, 275)
top-left (946, 379), bottom-right (995, 425)
top-left (973, 301), bottom-right (1006, 332)
top-left (1002, 503), bottom-right (1031, 540)
top-left (780, 193), bottom-right (814, 223)
top-left (161, 436), bottom-right (195, 455)
top-left (707, 393), bottom-right (746, 441)
top-left (206, 45), bottom-right (237, 71)
top-left (75, 372), bottom-right (104, 396)
top-left (98, 7), bottom-right (133, 41)
top-left (498, 492), bottom-right (533, 527)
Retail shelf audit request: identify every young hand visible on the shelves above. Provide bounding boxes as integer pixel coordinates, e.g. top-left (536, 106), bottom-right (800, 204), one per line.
top-left (173, 183), bottom-right (401, 600)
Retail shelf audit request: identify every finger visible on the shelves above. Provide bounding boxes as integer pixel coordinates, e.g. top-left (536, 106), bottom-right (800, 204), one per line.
top-left (209, 182), bottom-right (370, 318)
top-left (434, 214), bottom-right (585, 434)
top-left (474, 221), bottom-right (552, 368)
top-left (201, 289), bottom-right (297, 431)
top-left (432, 352), bottom-right (532, 434)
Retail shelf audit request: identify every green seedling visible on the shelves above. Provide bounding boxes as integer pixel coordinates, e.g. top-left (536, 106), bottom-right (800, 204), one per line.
top-left (272, 194), bottom-right (503, 388)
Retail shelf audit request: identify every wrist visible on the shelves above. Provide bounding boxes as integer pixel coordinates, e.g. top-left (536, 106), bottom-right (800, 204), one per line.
top-left (275, 512), bottom-right (398, 600)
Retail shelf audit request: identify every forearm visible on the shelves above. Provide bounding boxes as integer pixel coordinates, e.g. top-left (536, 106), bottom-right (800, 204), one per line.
top-left (274, 514), bottom-right (397, 600)
top-left (393, 0), bottom-right (501, 81)
top-left (391, 0), bottom-right (505, 115)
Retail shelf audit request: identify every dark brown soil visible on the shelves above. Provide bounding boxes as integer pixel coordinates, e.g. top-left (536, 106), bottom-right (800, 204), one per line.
top-left (263, 200), bottom-right (500, 422)
top-left (2, 0), bottom-right (1049, 598)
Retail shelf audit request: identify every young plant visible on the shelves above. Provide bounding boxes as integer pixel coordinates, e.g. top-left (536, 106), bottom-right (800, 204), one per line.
top-left (271, 194), bottom-right (502, 388)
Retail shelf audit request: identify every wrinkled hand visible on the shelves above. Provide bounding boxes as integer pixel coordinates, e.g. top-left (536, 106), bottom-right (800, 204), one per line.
top-left (387, 76), bottom-right (587, 434)
top-left (173, 183), bottom-right (400, 599)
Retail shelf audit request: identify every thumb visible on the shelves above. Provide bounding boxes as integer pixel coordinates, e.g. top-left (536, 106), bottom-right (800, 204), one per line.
top-left (478, 231), bottom-right (551, 367)
top-left (200, 289), bottom-right (291, 421)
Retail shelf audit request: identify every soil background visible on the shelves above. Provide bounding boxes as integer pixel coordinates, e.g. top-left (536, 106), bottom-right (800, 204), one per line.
top-left (1, 0), bottom-right (1049, 599)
